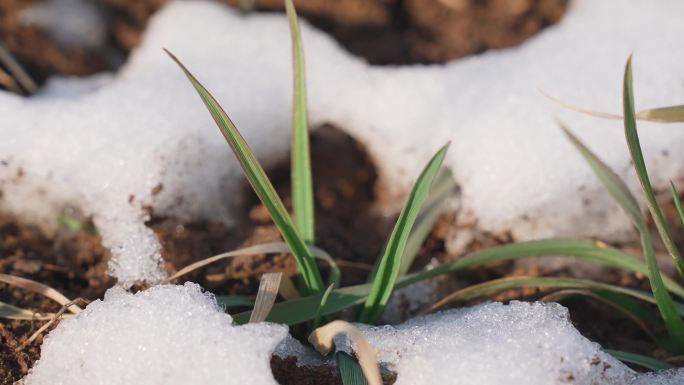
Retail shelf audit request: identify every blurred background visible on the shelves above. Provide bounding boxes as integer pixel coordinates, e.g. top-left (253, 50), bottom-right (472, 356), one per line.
top-left (0, 0), bottom-right (567, 89)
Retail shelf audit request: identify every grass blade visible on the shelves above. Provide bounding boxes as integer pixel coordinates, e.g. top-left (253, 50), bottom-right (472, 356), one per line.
top-left (216, 296), bottom-right (254, 308)
top-left (0, 273), bottom-right (81, 314)
top-left (161, 241), bottom-right (336, 286)
top-left (561, 126), bottom-right (642, 223)
top-left (402, 239), bottom-right (684, 298)
top-left (0, 301), bottom-right (56, 321)
top-left (541, 90), bottom-right (684, 123)
top-left (540, 289), bottom-right (660, 346)
top-left (337, 352), bottom-right (369, 385)
top-left (398, 169), bottom-right (456, 277)
top-left (165, 49), bottom-right (323, 294)
top-left (308, 321), bottom-right (382, 385)
top-left (623, 57), bottom-right (684, 278)
top-left (314, 283), bottom-right (335, 329)
top-left (606, 349), bottom-right (674, 370)
top-left (563, 106), bottom-right (684, 349)
top-left (670, 182), bottom-right (684, 231)
top-left (422, 276), bottom-right (677, 314)
top-left (278, 275), bottom-right (301, 300)
top-left (285, 0), bottom-right (315, 245)
top-left (0, 41), bottom-right (37, 95)
top-left (249, 272), bottom-right (282, 323)
top-left (234, 239), bottom-right (684, 325)
top-left (359, 144), bottom-right (449, 323)
top-left (637, 105), bottom-right (684, 123)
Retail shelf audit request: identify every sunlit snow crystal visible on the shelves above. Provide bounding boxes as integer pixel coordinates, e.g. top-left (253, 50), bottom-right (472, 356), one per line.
top-left (25, 283), bottom-right (287, 385)
top-left (357, 302), bottom-right (681, 385)
top-left (0, 0), bottom-right (683, 285)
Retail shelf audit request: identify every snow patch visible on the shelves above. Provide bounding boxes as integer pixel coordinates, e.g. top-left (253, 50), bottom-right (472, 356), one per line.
top-left (25, 283), bottom-right (287, 385)
top-left (358, 301), bottom-right (681, 385)
top-left (0, 0), bottom-right (683, 284)
top-left (19, 0), bottom-right (107, 49)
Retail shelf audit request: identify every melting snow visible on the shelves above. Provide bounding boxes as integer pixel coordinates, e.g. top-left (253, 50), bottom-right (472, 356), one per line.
top-left (0, 0), bottom-right (683, 284)
top-left (24, 289), bottom-right (684, 384)
top-left (24, 283), bottom-right (287, 385)
top-left (357, 301), bottom-right (683, 385)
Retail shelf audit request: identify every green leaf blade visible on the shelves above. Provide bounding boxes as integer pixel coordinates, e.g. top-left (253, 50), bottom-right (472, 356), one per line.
top-left (561, 60), bottom-right (684, 352)
top-left (165, 49), bottom-right (324, 294)
top-left (285, 0), bottom-right (315, 245)
top-left (337, 352), bottom-right (369, 385)
top-left (359, 144), bottom-right (449, 323)
top-left (234, 238), bottom-right (684, 326)
top-left (398, 170), bottom-right (456, 277)
top-left (623, 57), bottom-right (684, 279)
top-left (622, 57), bottom-right (684, 351)
top-left (670, 181), bottom-right (684, 231)
top-left (606, 349), bottom-right (674, 371)
top-left (425, 275), bottom-right (671, 313)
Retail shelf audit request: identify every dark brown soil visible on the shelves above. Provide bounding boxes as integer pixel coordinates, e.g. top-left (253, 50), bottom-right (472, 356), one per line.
top-left (271, 356), bottom-right (342, 385)
top-left (0, 0), bottom-right (568, 91)
top-left (0, 217), bottom-right (113, 384)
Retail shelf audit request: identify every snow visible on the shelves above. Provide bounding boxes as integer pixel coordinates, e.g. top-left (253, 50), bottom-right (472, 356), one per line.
top-left (356, 301), bottom-right (683, 385)
top-left (24, 283), bottom-right (287, 385)
top-left (24, 289), bottom-right (684, 384)
top-left (0, 0), bottom-right (683, 284)
top-left (19, 0), bottom-right (107, 49)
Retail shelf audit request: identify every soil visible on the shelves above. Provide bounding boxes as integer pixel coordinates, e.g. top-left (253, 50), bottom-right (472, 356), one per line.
top-left (0, 217), bottom-right (113, 384)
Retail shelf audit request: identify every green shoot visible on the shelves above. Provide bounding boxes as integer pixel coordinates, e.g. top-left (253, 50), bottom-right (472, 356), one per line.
top-left (308, 321), bottom-right (382, 385)
top-left (165, 50), bottom-right (324, 295)
top-left (423, 276), bottom-right (683, 315)
top-left (561, 58), bottom-right (684, 350)
top-left (606, 350), bottom-right (674, 371)
top-left (359, 144), bottom-right (449, 323)
top-left (215, 296), bottom-right (254, 308)
top-left (623, 56), bottom-right (684, 279)
top-left (314, 283), bottom-right (335, 329)
top-left (670, 181), bottom-right (684, 231)
top-left (233, 238), bottom-right (684, 325)
top-left (337, 351), bottom-right (369, 385)
top-left (540, 289), bottom-right (660, 345)
top-left (285, 0), bottom-right (315, 245)
top-left (398, 170), bottom-right (456, 277)
top-left (565, 123), bottom-right (684, 349)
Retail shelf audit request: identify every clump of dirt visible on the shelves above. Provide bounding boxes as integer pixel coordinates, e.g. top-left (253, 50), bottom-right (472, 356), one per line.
top-left (271, 356), bottom-right (342, 385)
top-left (0, 216), bottom-right (113, 385)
